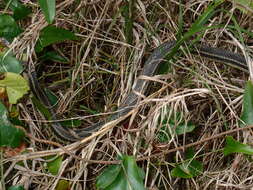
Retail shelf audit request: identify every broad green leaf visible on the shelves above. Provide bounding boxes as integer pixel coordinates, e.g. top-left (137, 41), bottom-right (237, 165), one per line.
top-left (8, 185), bottom-right (25, 190)
top-left (223, 136), bottom-right (253, 156)
top-left (39, 51), bottom-right (69, 63)
top-left (35, 25), bottom-right (78, 53)
top-left (0, 102), bottom-right (24, 147)
top-left (0, 53), bottom-right (23, 73)
top-left (240, 80), bottom-right (253, 126)
top-left (55, 180), bottom-right (70, 190)
top-left (96, 155), bottom-right (146, 190)
top-left (96, 164), bottom-right (122, 188)
top-left (38, 0), bottom-right (55, 24)
top-left (13, 4), bottom-right (32, 21)
top-left (122, 156), bottom-right (145, 188)
top-left (171, 149), bottom-right (203, 179)
top-left (0, 72), bottom-right (29, 104)
top-left (0, 100), bottom-right (11, 126)
top-left (0, 14), bottom-right (22, 41)
top-left (46, 156), bottom-right (63, 175)
top-left (185, 148), bottom-right (195, 159)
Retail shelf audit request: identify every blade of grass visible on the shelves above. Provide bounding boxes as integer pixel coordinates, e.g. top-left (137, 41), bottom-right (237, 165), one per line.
top-left (176, 0), bottom-right (184, 40)
top-left (167, 0), bottom-right (225, 60)
top-left (122, 0), bottom-right (135, 45)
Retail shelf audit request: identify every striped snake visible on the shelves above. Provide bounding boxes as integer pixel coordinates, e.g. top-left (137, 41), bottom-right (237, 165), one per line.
top-left (29, 41), bottom-right (248, 142)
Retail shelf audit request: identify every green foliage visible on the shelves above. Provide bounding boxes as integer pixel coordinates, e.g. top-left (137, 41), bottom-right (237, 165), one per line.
top-left (240, 80), bottom-right (253, 126)
top-left (0, 52), bottom-right (23, 73)
top-left (8, 185), bottom-right (25, 190)
top-left (35, 25), bottom-right (78, 53)
top-left (13, 4), bottom-right (32, 21)
top-left (96, 155), bottom-right (146, 190)
top-left (4, 0), bottom-right (31, 20)
top-left (161, 0), bottom-right (224, 69)
top-left (171, 160), bottom-right (203, 178)
top-left (36, 88), bottom-right (82, 128)
top-left (171, 148), bottom-right (203, 178)
top-left (39, 51), bottom-right (69, 63)
top-left (38, 0), bottom-right (55, 24)
top-left (157, 112), bottom-right (195, 143)
top-left (0, 14), bottom-right (22, 41)
top-left (0, 101), bottom-right (24, 148)
top-left (232, 0), bottom-right (253, 13)
top-left (0, 72), bottom-right (29, 104)
top-left (46, 156), bottom-right (63, 175)
top-left (31, 96), bottom-right (52, 120)
top-left (122, 0), bottom-right (134, 45)
top-left (4, 0), bottom-right (20, 10)
top-left (223, 136), bottom-right (253, 156)
top-left (55, 180), bottom-right (70, 190)
top-left (97, 164), bottom-right (122, 188)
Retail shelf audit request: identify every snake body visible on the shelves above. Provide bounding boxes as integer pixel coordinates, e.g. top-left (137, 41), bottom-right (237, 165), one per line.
top-left (30, 41), bottom-right (248, 142)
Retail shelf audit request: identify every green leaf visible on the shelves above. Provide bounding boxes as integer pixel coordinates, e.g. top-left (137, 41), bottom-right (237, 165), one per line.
top-left (0, 100), bottom-right (12, 126)
top-left (35, 25), bottom-right (78, 53)
top-left (8, 185), bottom-right (25, 190)
top-left (96, 155), bottom-right (146, 190)
top-left (0, 53), bottom-right (23, 73)
top-left (39, 51), bottom-right (69, 63)
top-left (13, 4), bottom-right (32, 21)
top-left (55, 180), bottom-right (70, 190)
top-left (38, 0), bottom-right (55, 24)
top-left (157, 111), bottom-right (195, 143)
top-left (44, 88), bottom-right (58, 106)
top-left (171, 159), bottom-right (203, 178)
top-left (223, 136), bottom-right (253, 156)
top-left (4, 0), bottom-right (31, 20)
top-left (31, 96), bottom-right (52, 120)
top-left (240, 80), bottom-right (253, 126)
top-left (46, 156), bottom-right (63, 175)
top-left (0, 14), bottom-right (22, 42)
top-left (96, 164), bottom-right (122, 189)
top-left (4, 0), bottom-right (20, 11)
top-left (0, 102), bottom-right (24, 148)
top-left (171, 149), bottom-right (203, 179)
top-left (0, 72), bottom-right (29, 104)
top-left (175, 122), bottom-right (195, 135)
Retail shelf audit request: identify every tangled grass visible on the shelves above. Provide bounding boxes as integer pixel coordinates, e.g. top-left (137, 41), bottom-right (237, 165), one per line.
top-left (2, 0), bottom-right (253, 189)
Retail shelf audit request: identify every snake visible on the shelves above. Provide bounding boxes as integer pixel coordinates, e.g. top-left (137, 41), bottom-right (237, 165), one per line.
top-left (29, 41), bottom-right (248, 142)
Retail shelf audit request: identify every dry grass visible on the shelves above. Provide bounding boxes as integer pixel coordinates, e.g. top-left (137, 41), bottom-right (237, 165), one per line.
top-left (2, 0), bottom-right (253, 189)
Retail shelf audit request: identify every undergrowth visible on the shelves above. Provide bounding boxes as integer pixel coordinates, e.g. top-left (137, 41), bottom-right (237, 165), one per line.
top-left (1, 0), bottom-right (253, 189)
